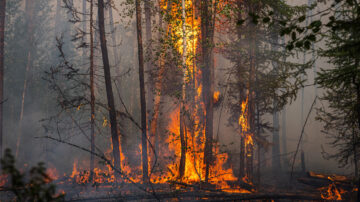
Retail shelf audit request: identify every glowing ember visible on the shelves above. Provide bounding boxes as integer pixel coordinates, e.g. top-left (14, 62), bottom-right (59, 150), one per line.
top-left (318, 177), bottom-right (345, 200)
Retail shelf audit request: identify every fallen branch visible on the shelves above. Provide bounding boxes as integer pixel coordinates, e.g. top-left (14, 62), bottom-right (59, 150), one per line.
top-left (290, 96), bottom-right (317, 180)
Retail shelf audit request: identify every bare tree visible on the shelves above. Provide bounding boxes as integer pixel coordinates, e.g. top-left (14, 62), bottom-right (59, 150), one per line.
top-left (98, 0), bottom-right (121, 181)
top-left (200, 0), bottom-right (215, 183)
top-left (89, 0), bottom-right (95, 181)
top-left (135, 0), bottom-right (149, 182)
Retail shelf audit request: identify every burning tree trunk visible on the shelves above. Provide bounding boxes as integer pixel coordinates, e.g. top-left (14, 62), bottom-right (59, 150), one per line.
top-left (179, 0), bottom-right (187, 179)
top-left (246, 4), bottom-right (257, 181)
top-left (200, 0), bottom-right (215, 183)
top-left (89, 0), bottom-right (95, 181)
top-left (135, 0), bottom-right (149, 182)
top-left (0, 0), bottom-right (5, 159)
top-left (16, 0), bottom-right (35, 158)
top-left (97, 0), bottom-right (121, 181)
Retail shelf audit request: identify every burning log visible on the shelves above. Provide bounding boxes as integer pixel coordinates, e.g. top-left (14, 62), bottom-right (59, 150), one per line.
top-left (297, 171), bottom-right (355, 201)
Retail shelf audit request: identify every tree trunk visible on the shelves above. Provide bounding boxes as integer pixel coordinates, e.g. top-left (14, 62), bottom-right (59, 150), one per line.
top-left (0, 0), bottom-right (5, 159)
top-left (89, 0), bottom-right (95, 182)
top-left (144, 0), bottom-right (154, 125)
top-left (16, 0), bottom-right (35, 158)
top-left (236, 1), bottom-right (245, 181)
top-left (282, 108), bottom-right (287, 166)
top-left (247, 4), bottom-right (256, 180)
top-left (200, 0), bottom-right (215, 183)
top-left (82, 0), bottom-right (86, 62)
top-left (135, 0), bottom-right (149, 182)
top-left (97, 0), bottom-right (121, 181)
top-left (178, 0), bottom-right (187, 180)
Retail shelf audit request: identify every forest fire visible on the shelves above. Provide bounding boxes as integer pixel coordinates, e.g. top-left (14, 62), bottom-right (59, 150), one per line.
top-left (2, 0), bottom-right (360, 200)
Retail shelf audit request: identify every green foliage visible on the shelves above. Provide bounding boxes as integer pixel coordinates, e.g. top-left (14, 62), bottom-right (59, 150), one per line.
top-left (314, 0), bottom-right (360, 168)
top-left (1, 149), bottom-right (64, 201)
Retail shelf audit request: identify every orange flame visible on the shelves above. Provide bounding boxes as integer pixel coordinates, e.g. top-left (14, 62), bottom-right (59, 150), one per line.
top-left (319, 177), bottom-right (345, 200)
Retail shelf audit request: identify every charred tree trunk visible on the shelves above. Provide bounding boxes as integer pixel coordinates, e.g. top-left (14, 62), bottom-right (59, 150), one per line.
top-left (236, 1), bottom-right (245, 181)
top-left (16, 0), bottom-right (35, 158)
top-left (0, 0), bottom-right (5, 159)
top-left (178, 0), bottom-right (187, 180)
top-left (97, 0), bottom-right (121, 181)
top-left (144, 0), bottom-right (154, 126)
top-left (200, 0), bottom-right (215, 183)
top-left (354, 62), bottom-right (360, 200)
top-left (135, 0), bottom-right (149, 182)
top-left (82, 0), bottom-right (86, 61)
top-left (247, 5), bottom-right (257, 181)
top-left (89, 0), bottom-right (95, 182)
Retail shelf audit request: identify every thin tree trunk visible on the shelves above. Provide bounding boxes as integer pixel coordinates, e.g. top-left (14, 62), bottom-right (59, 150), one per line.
top-left (82, 0), bottom-right (86, 62)
top-left (178, 0), bottom-right (187, 180)
top-left (236, 1), bottom-right (245, 181)
top-left (135, 0), bottom-right (149, 182)
top-left (89, 0), bottom-right (95, 182)
top-left (200, 0), bottom-right (215, 183)
top-left (282, 108), bottom-right (287, 165)
top-left (144, 0), bottom-right (154, 126)
top-left (97, 0), bottom-right (121, 181)
top-left (16, 0), bottom-right (34, 158)
top-left (0, 0), bottom-right (5, 159)
top-left (248, 5), bottom-right (256, 180)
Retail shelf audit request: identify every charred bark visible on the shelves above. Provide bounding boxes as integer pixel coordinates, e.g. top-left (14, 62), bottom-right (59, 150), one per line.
top-left (0, 0), bottom-right (5, 159)
top-left (135, 0), bottom-right (149, 182)
top-left (97, 0), bottom-right (121, 181)
top-left (200, 0), bottom-right (215, 183)
top-left (178, 0), bottom-right (187, 180)
top-left (236, 1), bottom-right (245, 181)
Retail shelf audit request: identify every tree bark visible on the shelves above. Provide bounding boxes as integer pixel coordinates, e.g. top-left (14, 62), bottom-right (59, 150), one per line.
top-left (82, 0), bottom-right (86, 62)
top-left (178, 0), bottom-right (187, 180)
top-left (236, 1), bottom-right (245, 181)
top-left (0, 0), bottom-right (5, 159)
top-left (97, 0), bottom-right (121, 181)
top-left (135, 0), bottom-right (149, 182)
top-left (144, 0), bottom-right (154, 126)
top-left (200, 0), bottom-right (215, 183)
top-left (246, 5), bottom-right (256, 181)
top-left (89, 0), bottom-right (95, 182)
